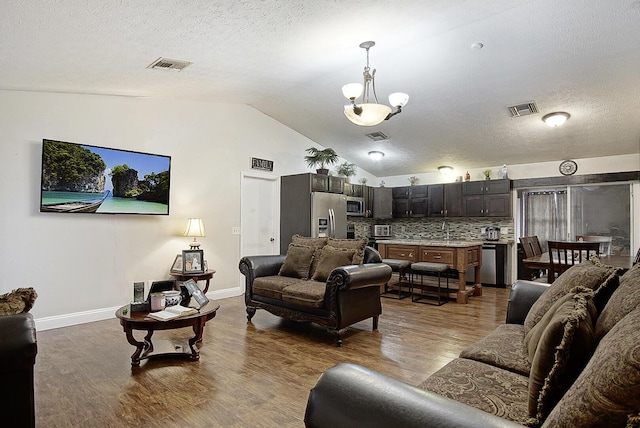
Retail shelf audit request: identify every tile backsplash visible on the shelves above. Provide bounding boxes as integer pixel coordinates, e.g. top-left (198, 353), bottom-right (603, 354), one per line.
top-left (349, 217), bottom-right (514, 242)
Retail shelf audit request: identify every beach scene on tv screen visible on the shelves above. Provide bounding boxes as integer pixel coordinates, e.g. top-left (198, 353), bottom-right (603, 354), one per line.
top-left (40, 140), bottom-right (170, 214)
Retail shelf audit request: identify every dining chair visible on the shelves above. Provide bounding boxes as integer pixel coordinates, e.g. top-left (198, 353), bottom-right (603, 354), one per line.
top-left (576, 235), bottom-right (613, 256)
top-left (519, 236), bottom-right (546, 281)
top-left (547, 240), bottom-right (601, 282)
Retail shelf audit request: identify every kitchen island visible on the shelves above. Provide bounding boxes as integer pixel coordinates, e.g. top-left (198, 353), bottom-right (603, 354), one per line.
top-left (377, 240), bottom-right (483, 304)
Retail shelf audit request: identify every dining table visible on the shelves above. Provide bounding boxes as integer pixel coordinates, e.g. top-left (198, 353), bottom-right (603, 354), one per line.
top-left (522, 252), bottom-right (634, 283)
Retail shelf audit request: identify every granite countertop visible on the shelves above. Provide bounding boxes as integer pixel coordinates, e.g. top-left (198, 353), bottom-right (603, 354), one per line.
top-left (376, 239), bottom-right (513, 247)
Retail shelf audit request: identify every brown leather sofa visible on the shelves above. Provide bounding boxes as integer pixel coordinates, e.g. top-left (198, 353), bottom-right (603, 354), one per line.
top-left (0, 312), bottom-right (38, 427)
top-left (239, 244), bottom-right (391, 346)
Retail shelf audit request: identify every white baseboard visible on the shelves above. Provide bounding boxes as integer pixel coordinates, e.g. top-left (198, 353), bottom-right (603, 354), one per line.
top-left (34, 286), bottom-right (244, 331)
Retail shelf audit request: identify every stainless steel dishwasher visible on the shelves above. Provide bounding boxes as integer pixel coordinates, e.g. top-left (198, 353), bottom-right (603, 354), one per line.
top-left (481, 244), bottom-right (498, 286)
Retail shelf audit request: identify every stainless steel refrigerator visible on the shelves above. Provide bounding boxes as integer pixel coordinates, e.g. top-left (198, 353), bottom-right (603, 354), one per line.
top-left (311, 192), bottom-right (347, 239)
top-left (280, 175), bottom-right (347, 254)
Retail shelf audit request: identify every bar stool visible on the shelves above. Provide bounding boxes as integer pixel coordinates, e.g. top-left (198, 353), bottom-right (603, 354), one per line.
top-left (410, 262), bottom-right (450, 306)
top-left (380, 259), bottom-right (411, 299)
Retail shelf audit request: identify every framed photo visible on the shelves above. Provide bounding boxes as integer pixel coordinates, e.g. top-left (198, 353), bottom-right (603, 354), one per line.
top-left (182, 249), bottom-right (205, 274)
top-left (170, 254), bottom-right (183, 273)
top-left (183, 278), bottom-right (209, 309)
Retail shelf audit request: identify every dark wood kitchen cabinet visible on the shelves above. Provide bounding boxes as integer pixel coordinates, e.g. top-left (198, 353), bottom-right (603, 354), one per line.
top-left (392, 185), bottom-right (428, 218)
top-left (428, 183), bottom-right (462, 217)
top-left (462, 179), bottom-right (511, 217)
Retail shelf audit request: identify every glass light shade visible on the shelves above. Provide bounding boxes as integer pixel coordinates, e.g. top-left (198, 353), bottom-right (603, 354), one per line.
top-left (344, 103), bottom-right (392, 126)
top-left (438, 166), bottom-right (453, 175)
top-left (183, 218), bottom-right (206, 237)
top-left (368, 151), bottom-right (385, 160)
top-left (342, 83), bottom-right (363, 100)
top-left (388, 92), bottom-right (409, 107)
top-left (542, 112), bottom-right (570, 127)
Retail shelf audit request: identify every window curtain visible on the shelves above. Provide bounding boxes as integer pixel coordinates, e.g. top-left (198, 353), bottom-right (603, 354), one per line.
top-left (522, 190), bottom-right (567, 252)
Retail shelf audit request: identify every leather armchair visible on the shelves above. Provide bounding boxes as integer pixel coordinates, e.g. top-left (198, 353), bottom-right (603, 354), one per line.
top-left (0, 312), bottom-right (38, 428)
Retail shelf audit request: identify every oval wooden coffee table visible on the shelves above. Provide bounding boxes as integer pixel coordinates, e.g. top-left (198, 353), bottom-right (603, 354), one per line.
top-left (115, 301), bottom-right (220, 367)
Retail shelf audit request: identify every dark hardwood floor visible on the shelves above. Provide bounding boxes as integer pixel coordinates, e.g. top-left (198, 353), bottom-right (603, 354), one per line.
top-left (34, 286), bottom-right (510, 427)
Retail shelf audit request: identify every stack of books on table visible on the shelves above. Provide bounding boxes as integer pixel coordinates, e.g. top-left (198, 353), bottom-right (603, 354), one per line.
top-left (148, 305), bottom-right (198, 321)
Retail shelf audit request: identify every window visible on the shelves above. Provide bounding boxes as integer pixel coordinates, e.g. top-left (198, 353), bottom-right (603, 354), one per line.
top-left (519, 183), bottom-right (632, 255)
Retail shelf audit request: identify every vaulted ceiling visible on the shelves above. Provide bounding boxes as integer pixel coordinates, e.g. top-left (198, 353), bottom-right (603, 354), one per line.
top-left (2, 0), bottom-right (640, 176)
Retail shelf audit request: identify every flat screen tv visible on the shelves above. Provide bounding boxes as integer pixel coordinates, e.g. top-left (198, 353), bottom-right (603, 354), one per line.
top-left (40, 139), bottom-right (171, 215)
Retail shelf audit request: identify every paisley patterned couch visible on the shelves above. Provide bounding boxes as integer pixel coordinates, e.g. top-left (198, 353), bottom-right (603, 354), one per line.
top-left (305, 259), bottom-right (640, 428)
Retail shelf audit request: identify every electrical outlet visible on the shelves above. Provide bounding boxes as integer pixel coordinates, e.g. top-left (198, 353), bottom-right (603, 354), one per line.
top-left (480, 227), bottom-right (486, 233)
top-left (232, 227), bottom-right (241, 235)
top-left (500, 227), bottom-right (508, 234)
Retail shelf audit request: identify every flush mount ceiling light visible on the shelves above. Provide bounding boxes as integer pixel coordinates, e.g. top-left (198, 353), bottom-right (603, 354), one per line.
top-left (368, 151), bottom-right (385, 160)
top-left (342, 41), bottom-right (409, 127)
top-left (542, 112), bottom-right (570, 127)
top-left (438, 166), bottom-right (453, 175)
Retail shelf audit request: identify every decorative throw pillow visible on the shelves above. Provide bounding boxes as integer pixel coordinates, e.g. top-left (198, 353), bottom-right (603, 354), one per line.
top-left (0, 287), bottom-right (38, 315)
top-left (595, 262), bottom-right (640, 341)
top-left (311, 246), bottom-right (357, 282)
top-left (524, 259), bottom-right (619, 334)
top-left (278, 244), bottom-right (316, 279)
top-left (327, 238), bottom-right (367, 264)
top-left (544, 306), bottom-right (640, 427)
top-left (524, 287), bottom-right (597, 423)
top-left (291, 234), bottom-right (327, 249)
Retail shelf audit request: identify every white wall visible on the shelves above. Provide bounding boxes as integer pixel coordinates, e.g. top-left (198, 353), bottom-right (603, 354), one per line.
top-left (0, 90), bottom-right (326, 330)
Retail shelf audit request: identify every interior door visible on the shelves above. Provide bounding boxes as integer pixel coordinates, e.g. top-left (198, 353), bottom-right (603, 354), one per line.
top-left (241, 172), bottom-right (279, 259)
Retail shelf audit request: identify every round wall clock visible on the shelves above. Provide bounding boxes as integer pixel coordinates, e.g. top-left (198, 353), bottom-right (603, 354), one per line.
top-left (559, 160), bottom-right (577, 176)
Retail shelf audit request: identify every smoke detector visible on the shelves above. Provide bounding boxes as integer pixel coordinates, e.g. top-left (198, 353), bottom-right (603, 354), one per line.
top-left (147, 57), bottom-right (193, 71)
top-left (508, 102), bottom-right (539, 117)
top-left (365, 131), bottom-right (389, 141)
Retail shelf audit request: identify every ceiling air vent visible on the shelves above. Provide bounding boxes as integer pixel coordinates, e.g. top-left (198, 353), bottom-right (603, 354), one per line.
top-left (147, 57), bottom-right (193, 71)
top-left (365, 131), bottom-right (389, 141)
top-left (508, 102), bottom-right (539, 117)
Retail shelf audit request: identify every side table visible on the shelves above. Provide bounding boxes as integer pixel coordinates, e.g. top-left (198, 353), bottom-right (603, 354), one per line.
top-left (170, 269), bottom-right (216, 294)
top-left (115, 300), bottom-right (220, 367)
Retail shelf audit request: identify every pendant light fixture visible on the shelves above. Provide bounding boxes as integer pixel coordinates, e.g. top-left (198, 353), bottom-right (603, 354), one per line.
top-left (342, 41), bottom-right (408, 126)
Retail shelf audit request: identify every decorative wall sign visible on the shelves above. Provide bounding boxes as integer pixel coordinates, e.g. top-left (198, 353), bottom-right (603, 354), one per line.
top-left (251, 157), bottom-right (274, 172)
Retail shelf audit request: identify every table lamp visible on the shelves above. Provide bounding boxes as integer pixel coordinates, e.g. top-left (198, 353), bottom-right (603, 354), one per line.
top-left (183, 218), bottom-right (206, 249)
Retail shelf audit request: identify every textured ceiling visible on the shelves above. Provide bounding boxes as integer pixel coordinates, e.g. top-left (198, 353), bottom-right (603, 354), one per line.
top-left (2, 0), bottom-right (640, 177)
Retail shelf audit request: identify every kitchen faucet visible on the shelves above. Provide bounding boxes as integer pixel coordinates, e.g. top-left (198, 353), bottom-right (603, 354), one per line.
top-left (442, 221), bottom-right (450, 240)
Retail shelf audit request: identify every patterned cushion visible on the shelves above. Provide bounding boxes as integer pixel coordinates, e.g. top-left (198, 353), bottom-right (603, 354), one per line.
top-left (327, 238), bottom-right (367, 264)
top-left (543, 306), bottom-right (640, 427)
top-left (281, 280), bottom-right (326, 308)
top-left (595, 262), bottom-right (640, 342)
top-left (252, 276), bottom-right (305, 300)
top-left (278, 243), bottom-right (316, 279)
top-left (311, 246), bottom-right (357, 282)
top-left (459, 324), bottom-right (531, 376)
top-left (0, 288), bottom-right (37, 315)
top-left (419, 358), bottom-right (533, 426)
top-left (524, 260), bottom-right (619, 334)
top-left (524, 288), bottom-right (597, 423)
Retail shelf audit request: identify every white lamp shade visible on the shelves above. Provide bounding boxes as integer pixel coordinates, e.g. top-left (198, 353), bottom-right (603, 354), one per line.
top-left (388, 92), bottom-right (409, 107)
top-left (438, 166), bottom-right (453, 175)
top-left (183, 218), bottom-right (206, 237)
top-left (368, 151), bottom-right (385, 160)
top-left (344, 103), bottom-right (392, 126)
top-left (342, 83), bottom-right (363, 100)
top-left (542, 112), bottom-right (570, 127)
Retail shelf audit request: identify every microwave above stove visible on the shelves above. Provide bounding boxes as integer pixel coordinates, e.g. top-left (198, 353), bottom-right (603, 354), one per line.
top-left (372, 224), bottom-right (391, 237)
top-left (346, 197), bottom-right (365, 216)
